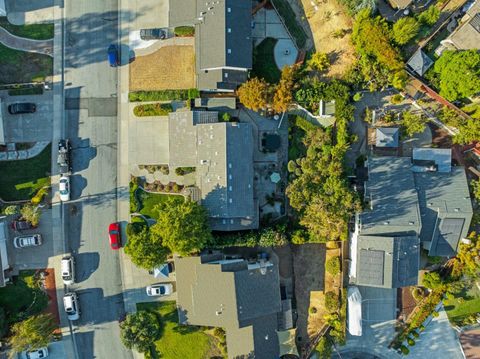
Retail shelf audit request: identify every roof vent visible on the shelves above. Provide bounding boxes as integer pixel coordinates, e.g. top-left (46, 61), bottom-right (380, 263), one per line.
top-left (454, 208), bottom-right (460, 212)
top-left (265, 335), bottom-right (269, 340)
top-left (383, 221), bottom-right (390, 225)
top-left (409, 221), bottom-right (415, 225)
top-left (215, 311), bottom-right (222, 316)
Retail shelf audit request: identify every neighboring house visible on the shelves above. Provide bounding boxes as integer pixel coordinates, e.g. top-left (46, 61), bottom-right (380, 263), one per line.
top-left (436, 0), bottom-right (480, 54)
top-left (168, 111), bottom-right (258, 231)
top-left (375, 127), bottom-right (399, 148)
top-left (0, 0), bottom-right (6, 16)
top-left (351, 151), bottom-right (473, 288)
top-left (0, 218), bottom-right (10, 287)
top-left (319, 100), bottom-right (335, 118)
top-left (169, 0), bottom-right (252, 92)
top-left (407, 49), bottom-right (434, 77)
top-left (388, 0), bottom-right (413, 10)
top-left (175, 254), bottom-right (283, 359)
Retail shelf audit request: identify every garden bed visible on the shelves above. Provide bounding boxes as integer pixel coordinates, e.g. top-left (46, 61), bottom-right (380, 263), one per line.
top-left (0, 44), bottom-right (53, 84)
top-left (133, 103), bottom-right (173, 117)
top-left (129, 89), bottom-right (199, 102)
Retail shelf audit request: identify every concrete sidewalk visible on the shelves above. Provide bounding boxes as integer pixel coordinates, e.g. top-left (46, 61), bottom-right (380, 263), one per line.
top-left (0, 26), bottom-right (53, 55)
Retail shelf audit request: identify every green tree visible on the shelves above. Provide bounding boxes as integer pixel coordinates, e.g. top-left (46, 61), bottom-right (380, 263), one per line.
top-left (450, 232), bottom-right (480, 279)
top-left (392, 17), bottom-right (419, 45)
top-left (120, 311), bottom-right (160, 353)
top-left (422, 271), bottom-right (443, 290)
top-left (237, 77), bottom-right (270, 111)
top-left (472, 179), bottom-right (480, 201)
top-left (326, 256), bottom-right (341, 276)
top-left (8, 314), bottom-right (56, 357)
top-left (316, 337), bottom-right (333, 357)
top-left (325, 291), bottom-right (339, 313)
top-left (124, 227), bottom-right (169, 270)
top-left (417, 6), bottom-right (440, 25)
top-left (3, 205), bottom-right (19, 215)
top-left (150, 198), bottom-right (212, 255)
top-left (401, 111), bottom-right (427, 137)
top-left (307, 52), bottom-right (330, 72)
top-left (20, 204), bottom-right (40, 226)
top-left (432, 50), bottom-right (480, 101)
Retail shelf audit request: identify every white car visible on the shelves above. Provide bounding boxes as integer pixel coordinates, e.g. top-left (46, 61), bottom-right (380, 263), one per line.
top-left (59, 176), bottom-right (70, 202)
top-left (13, 234), bottom-right (42, 248)
top-left (146, 283), bottom-right (173, 297)
top-left (26, 347), bottom-right (49, 359)
top-left (63, 292), bottom-right (80, 321)
top-left (61, 255), bottom-right (75, 285)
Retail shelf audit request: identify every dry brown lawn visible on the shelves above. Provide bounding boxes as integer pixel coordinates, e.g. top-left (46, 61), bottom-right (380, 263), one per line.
top-left (129, 45), bottom-right (195, 91)
top-left (300, 0), bottom-right (356, 77)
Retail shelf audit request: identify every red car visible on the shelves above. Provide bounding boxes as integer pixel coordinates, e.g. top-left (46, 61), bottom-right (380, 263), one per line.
top-left (108, 222), bottom-right (121, 250)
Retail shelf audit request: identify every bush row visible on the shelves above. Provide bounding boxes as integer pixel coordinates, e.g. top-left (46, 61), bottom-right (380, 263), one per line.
top-left (129, 88), bottom-right (199, 102)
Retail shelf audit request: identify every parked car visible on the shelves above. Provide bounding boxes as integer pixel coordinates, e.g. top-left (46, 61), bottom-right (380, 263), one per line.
top-left (146, 283), bottom-right (174, 297)
top-left (13, 234), bottom-right (42, 248)
top-left (57, 139), bottom-right (72, 174)
top-left (107, 44), bottom-right (120, 67)
top-left (140, 28), bottom-right (166, 40)
top-left (8, 102), bottom-right (36, 114)
top-left (63, 292), bottom-right (80, 321)
top-left (108, 222), bottom-right (121, 250)
top-left (26, 347), bottom-right (49, 359)
top-left (12, 219), bottom-right (35, 231)
top-left (61, 255), bottom-right (75, 285)
top-left (59, 176), bottom-right (70, 202)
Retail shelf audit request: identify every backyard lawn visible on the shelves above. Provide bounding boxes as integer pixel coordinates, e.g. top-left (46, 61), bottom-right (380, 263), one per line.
top-left (444, 284), bottom-right (480, 325)
top-left (0, 144), bottom-right (51, 201)
top-left (0, 44), bottom-right (53, 84)
top-left (0, 17), bottom-right (54, 40)
top-left (0, 270), bottom-right (48, 324)
top-left (252, 37), bottom-right (281, 84)
top-left (137, 301), bottom-right (219, 359)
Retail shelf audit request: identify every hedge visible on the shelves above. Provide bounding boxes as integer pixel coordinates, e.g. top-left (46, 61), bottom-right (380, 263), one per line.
top-left (133, 103), bottom-right (173, 117)
top-left (174, 26), bottom-right (195, 37)
top-left (129, 89), bottom-right (199, 102)
top-left (8, 86), bottom-right (43, 96)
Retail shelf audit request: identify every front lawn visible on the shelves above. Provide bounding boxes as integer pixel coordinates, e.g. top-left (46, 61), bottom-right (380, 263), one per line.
top-left (137, 301), bottom-right (216, 359)
top-left (0, 144), bottom-right (51, 201)
top-left (0, 17), bottom-right (54, 40)
top-left (0, 44), bottom-right (53, 84)
top-left (136, 188), bottom-right (184, 218)
top-left (0, 270), bottom-right (48, 324)
top-left (133, 103), bottom-right (173, 117)
top-left (252, 37), bottom-right (281, 84)
top-left (444, 284), bottom-right (480, 325)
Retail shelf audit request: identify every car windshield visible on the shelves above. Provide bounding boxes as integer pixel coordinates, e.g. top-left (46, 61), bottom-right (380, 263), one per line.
top-left (60, 189), bottom-right (68, 195)
top-left (110, 230), bottom-right (119, 235)
top-left (159, 286), bottom-right (166, 294)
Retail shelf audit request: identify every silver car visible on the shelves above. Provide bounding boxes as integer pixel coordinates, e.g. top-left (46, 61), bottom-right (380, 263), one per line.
top-left (13, 234), bottom-right (42, 248)
top-left (63, 292), bottom-right (80, 321)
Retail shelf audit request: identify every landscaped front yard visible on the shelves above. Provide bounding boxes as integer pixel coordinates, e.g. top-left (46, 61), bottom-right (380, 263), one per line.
top-left (444, 284), bottom-right (480, 325)
top-left (130, 183), bottom-right (184, 218)
top-left (137, 301), bottom-right (222, 359)
top-left (0, 144), bottom-right (51, 201)
top-left (0, 44), bottom-right (53, 84)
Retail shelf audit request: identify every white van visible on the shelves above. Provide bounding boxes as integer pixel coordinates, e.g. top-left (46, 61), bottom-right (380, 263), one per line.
top-left (61, 256), bottom-right (75, 285)
top-left (63, 292), bottom-right (80, 321)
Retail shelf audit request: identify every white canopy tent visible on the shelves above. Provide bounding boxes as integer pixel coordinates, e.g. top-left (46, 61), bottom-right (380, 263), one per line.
top-left (347, 286), bottom-right (362, 336)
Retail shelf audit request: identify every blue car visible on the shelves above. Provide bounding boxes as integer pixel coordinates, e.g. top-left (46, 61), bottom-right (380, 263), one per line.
top-left (108, 44), bottom-right (119, 67)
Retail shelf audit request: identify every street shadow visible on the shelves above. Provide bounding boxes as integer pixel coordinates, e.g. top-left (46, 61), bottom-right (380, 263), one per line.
top-left (74, 252), bottom-right (100, 283)
top-left (70, 330), bottom-right (94, 359)
top-left (71, 138), bottom-right (97, 173)
top-left (70, 174), bottom-right (87, 200)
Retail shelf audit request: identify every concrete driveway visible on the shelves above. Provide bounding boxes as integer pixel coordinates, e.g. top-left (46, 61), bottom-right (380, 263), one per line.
top-left (1, 92), bottom-right (53, 142)
top-left (129, 0), bottom-right (169, 31)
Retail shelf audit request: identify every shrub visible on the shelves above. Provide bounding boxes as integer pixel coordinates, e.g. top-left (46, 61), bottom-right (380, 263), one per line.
top-left (418, 6), bottom-right (440, 26)
top-left (407, 337), bottom-right (415, 346)
top-left (391, 94), bottom-right (403, 104)
top-left (291, 229), bottom-right (308, 244)
top-left (411, 287), bottom-right (425, 302)
top-left (401, 345), bottom-right (410, 355)
top-left (309, 306), bottom-right (317, 314)
top-left (129, 89), bottom-right (198, 102)
top-left (31, 187), bottom-right (49, 206)
top-left (172, 183), bottom-right (180, 193)
top-left (353, 92), bottom-right (363, 101)
top-left (287, 160), bottom-right (297, 173)
top-left (325, 291), bottom-right (339, 313)
top-left (432, 311), bottom-right (439, 317)
top-left (332, 28), bottom-right (348, 38)
top-left (412, 331), bottom-right (419, 338)
top-left (326, 256), bottom-right (341, 276)
top-left (175, 167), bottom-right (195, 176)
top-left (133, 103), bottom-right (173, 117)
top-left (20, 204), bottom-right (40, 226)
top-left (222, 112), bottom-right (231, 122)
top-left (126, 221), bottom-right (146, 237)
top-left (308, 52), bottom-right (330, 72)
top-left (419, 324), bottom-right (425, 332)
top-left (3, 205), bottom-right (19, 215)
top-left (258, 228), bottom-right (288, 247)
top-left (174, 26), bottom-right (195, 37)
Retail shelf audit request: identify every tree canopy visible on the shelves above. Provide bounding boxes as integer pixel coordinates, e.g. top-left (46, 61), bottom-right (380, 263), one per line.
top-left (307, 52), bottom-right (330, 72)
top-left (120, 311), bottom-right (161, 353)
top-left (237, 77), bottom-right (270, 111)
top-left (272, 65), bottom-right (298, 113)
top-left (431, 50), bottom-right (480, 101)
top-left (124, 226), bottom-right (169, 270)
top-left (392, 17), bottom-right (419, 45)
top-left (150, 198), bottom-right (212, 255)
top-left (9, 314), bottom-right (56, 356)
top-left (417, 6), bottom-right (440, 26)
top-left (450, 232), bottom-right (480, 279)
top-left (401, 111), bottom-right (427, 137)
top-left (20, 204), bottom-right (40, 226)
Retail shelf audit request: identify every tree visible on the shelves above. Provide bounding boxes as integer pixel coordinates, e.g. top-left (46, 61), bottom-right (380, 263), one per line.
top-left (418, 6), bottom-right (440, 25)
top-left (401, 111), bottom-right (427, 137)
top-left (124, 227), bottom-right (169, 270)
top-left (120, 311), bottom-right (160, 353)
top-left (150, 198), bottom-right (212, 255)
top-left (8, 314), bottom-right (56, 357)
top-left (432, 50), bottom-right (480, 101)
top-left (326, 256), bottom-right (341, 276)
top-left (472, 179), bottom-right (480, 201)
top-left (272, 66), bottom-right (297, 113)
top-left (307, 52), bottom-right (330, 72)
top-left (392, 17), bottom-right (419, 45)
top-left (20, 204), bottom-right (40, 226)
top-left (325, 291), bottom-right (339, 313)
top-left (237, 77), bottom-right (270, 111)
top-left (422, 271), bottom-right (443, 290)
top-left (450, 232), bottom-right (480, 279)
top-left (3, 205), bottom-right (19, 215)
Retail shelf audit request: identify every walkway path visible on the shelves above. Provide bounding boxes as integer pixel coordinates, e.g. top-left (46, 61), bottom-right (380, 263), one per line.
top-left (0, 26), bottom-right (53, 56)
top-left (0, 141), bottom-right (50, 161)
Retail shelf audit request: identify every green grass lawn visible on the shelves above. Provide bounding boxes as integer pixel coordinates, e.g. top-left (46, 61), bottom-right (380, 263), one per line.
top-left (0, 144), bottom-right (51, 201)
top-left (0, 270), bottom-right (48, 324)
top-left (137, 301), bottom-right (215, 359)
top-left (137, 188), bottom-right (184, 218)
top-left (252, 37), bottom-right (281, 84)
top-left (0, 17), bottom-right (54, 40)
top-left (0, 43), bottom-right (53, 84)
top-left (444, 284), bottom-right (480, 325)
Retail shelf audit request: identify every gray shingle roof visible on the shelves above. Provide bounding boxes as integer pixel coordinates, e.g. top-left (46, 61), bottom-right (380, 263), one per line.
top-left (376, 127), bottom-right (399, 148)
top-left (175, 256), bottom-right (281, 359)
top-left (407, 49), bottom-right (434, 76)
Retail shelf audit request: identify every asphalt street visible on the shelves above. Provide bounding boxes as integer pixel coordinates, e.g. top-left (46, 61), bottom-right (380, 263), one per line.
top-left (63, 0), bottom-right (131, 358)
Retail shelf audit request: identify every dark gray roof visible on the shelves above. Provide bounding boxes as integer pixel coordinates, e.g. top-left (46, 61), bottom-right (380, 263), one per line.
top-left (196, 69), bottom-right (249, 92)
top-left (376, 127), bottom-right (399, 148)
top-left (407, 49), bottom-right (434, 76)
top-left (194, 97), bottom-right (237, 110)
top-left (360, 157), bottom-right (421, 236)
top-left (168, 0), bottom-right (196, 26)
top-left (414, 167), bottom-right (473, 256)
top-left (356, 235), bottom-right (420, 288)
top-left (175, 256), bottom-right (281, 359)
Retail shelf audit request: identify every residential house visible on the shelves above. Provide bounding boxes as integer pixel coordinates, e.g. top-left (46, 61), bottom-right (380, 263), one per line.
top-left (168, 111), bottom-right (258, 231)
top-left (169, 0), bottom-right (252, 92)
top-left (388, 0), bottom-right (413, 10)
top-left (437, 0), bottom-right (480, 54)
top-left (175, 254), bottom-right (283, 359)
top-left (351, 151), bottom-right (473, 288)
top-left (407, 49), bottom-right (434, 77)
top-left (375, 127), bottom-right (399, 148)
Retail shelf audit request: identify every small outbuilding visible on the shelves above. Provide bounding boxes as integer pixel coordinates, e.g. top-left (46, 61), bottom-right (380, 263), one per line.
top-left (376, 127), bottom-right (399, 148)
